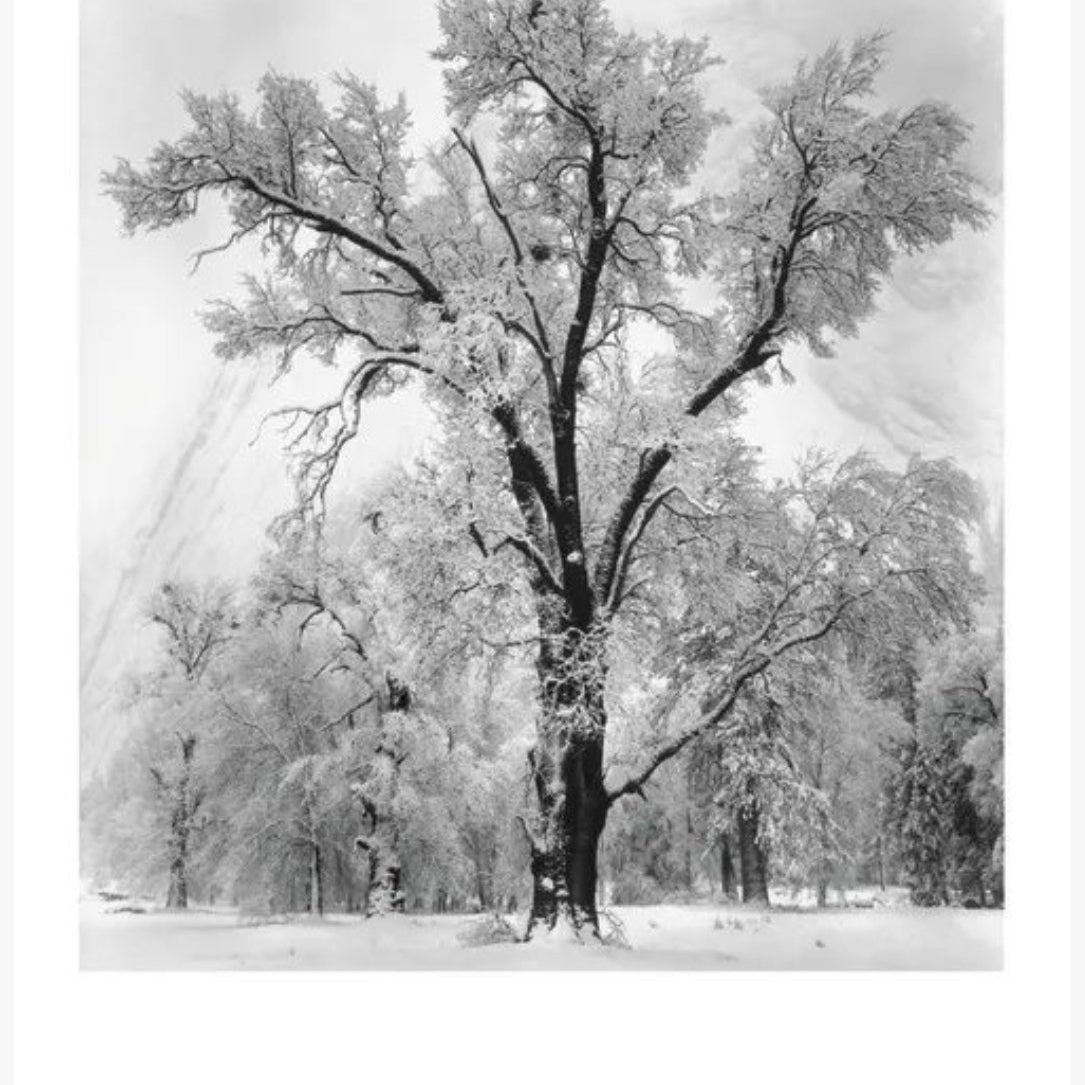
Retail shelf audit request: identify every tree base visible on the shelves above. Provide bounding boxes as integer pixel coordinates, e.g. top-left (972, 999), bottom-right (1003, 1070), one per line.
top-left (524, 899), bottom-right (602, 943)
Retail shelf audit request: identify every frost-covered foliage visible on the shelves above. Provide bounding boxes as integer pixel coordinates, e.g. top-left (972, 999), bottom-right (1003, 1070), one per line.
top-left (103, 2), bottom-right (986, 546)
top-left (100, 0), bottom-right (993, 930)
top-left (603, 448), bottom-right (982, 802)
top-left (84, 535), bottom-right (535, 916)
top-left (93, 581), bottom-right (240, 908)
top-left (601, 660), bottom-right (907, 905)
top-left (82, 443), bottom-right (997, 914)
top-left (884, 629), bottom-right (1003, 906)
top-left (713, 34), bottom-right (988, 362)
top-left (602, 757), bottom-right (704, 904)
top-left (593, 442), bottom-right (985, 904)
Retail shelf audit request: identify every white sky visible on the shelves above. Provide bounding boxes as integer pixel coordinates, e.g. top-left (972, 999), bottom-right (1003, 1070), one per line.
top-left (80, 0), bottom-right (1003, 752)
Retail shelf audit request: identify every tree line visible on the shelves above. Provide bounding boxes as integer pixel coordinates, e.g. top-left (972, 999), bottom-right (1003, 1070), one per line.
top-left (82, 446), bottom-right (1003, 917)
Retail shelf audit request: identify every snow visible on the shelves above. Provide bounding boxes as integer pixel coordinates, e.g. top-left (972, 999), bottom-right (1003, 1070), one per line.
top-left (80, 897), bottom-right (1002, 971)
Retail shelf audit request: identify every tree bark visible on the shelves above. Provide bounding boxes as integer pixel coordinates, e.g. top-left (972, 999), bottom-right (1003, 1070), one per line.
top-left (526, 737), bottom-right (609, 936)
top-left (737, 799), bottom-right (770, 905)
top-left (720, 833), bottom-right (736, 899)
top-left (471, 836), bottom-right (494, 911)
top-left (525, 628), bottom-right (610, 938)
top-left (359, 840), bottom-right (405, 916)
top-left (308, 843), bottom-right (323, 916)
top-left (166, 854), bottom-right (188, 910)
top-left (165, 735), bottom-right (197, 909)
top-left (382, 860), bottom-right (405, 912)
top-left (685, 809), bottom-right (695, 891)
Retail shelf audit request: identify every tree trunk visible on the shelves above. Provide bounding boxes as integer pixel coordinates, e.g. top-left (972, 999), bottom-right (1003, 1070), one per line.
top-left (360, 842), bottom-right (404, 916)
top-left (165, 735), bottom-right (197, 909)
top-left (685, 809), bottom-right (695, 891)
top-left (308, 843), bottom-right (323, 916)
top-left (166, 855), bottom-right (188, 910)
top-left (385, 859), bottom-right (404, 912)
top-left (525, 628), bottom-right (610, 939)
top-left (471, 837), bottom-right (494, 911)
top-left (719, 833), bottom-right (736, 899)
top-left (737, 800), bottom-right (770, 905)
top-left (526, 737), bottom-right (609, 937)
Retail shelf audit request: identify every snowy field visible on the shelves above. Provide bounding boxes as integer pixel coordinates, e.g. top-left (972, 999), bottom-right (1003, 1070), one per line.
top-left (81, 897), bottom-right (1002, 971)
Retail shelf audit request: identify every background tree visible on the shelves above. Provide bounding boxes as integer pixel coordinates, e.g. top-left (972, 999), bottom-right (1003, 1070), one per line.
top-left (82, 723), bottom-right (181, 901)
top-left (204, 610), bottom-right (365, 915)
top-left (884, 629), bottom-right (1002, 905)
top-left (765, 661), bottom-right (905, 904)
top-left (143, 580), bottom-right (236, 908)
top-left (104, 0), bottom-right (988, 937)
top-left (247, 541), bottom-right (492, 915)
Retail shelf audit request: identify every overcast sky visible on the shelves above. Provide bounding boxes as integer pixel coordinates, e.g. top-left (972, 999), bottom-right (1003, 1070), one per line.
top-left (80, 0), bottom-right (1003, 752)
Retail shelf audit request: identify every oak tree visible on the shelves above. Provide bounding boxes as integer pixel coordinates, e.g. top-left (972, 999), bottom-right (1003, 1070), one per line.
top-left (106, 0), bottom-right (988, 936)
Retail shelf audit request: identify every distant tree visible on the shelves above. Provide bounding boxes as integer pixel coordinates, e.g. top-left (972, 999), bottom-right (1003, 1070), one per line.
top-left (602, 757), bottom-right (703, 905)
top-left (598, 448), bottom-right (980, 913)
top-left (204, 614), bottom-right (357, 915)
top-left (775, 662), bottom-right (905, 904)
top-left (885, 629), bottom-right (1002, 906)
top-left (142, 580), bottom-right (237, 908)
top-left (105, 0), bottom-right (987, 937)
top-left (252, 541), bottom-right (524, 915)
top-left (81, 726), bottom-right (178, 899)
top-left (622, 656), bottom-right (905, 908)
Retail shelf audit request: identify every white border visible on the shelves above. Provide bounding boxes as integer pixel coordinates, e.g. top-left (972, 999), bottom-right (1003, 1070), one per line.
top-left (11, 1), bottom-right (1073, 1082)
top-left (2, 0), bottom-right (15, 1070)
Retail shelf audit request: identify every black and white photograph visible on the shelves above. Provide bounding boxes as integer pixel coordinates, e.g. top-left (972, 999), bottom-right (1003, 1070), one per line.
top-left (76, 0), bottom-right (1011, 971)
top-left (9, 0), bottom-right (1078, 1079)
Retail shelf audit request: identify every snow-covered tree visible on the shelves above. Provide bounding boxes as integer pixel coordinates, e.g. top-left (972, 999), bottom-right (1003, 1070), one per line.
top-left (885, 628), bottom-right (1002, 905)
top-left (105, 0), bottom-right (988, 937)
top-left (142, 580), bottom-right (237, 908)
top-left (768, 662), bottom-right (905, 903)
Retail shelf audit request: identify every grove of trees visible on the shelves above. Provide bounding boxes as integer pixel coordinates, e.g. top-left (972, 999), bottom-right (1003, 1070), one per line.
top-left (84, 0), bottom-right (1001, 939)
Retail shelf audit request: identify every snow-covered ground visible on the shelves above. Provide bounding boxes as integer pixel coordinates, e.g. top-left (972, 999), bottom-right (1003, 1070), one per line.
top-left (80, 896), bottom-right (1002, 970)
